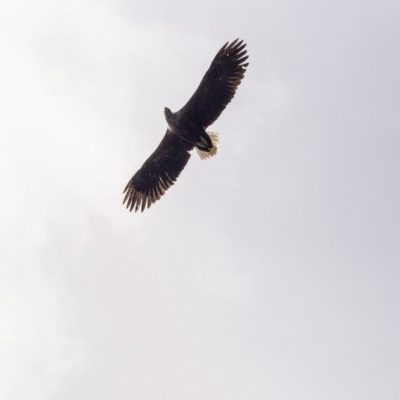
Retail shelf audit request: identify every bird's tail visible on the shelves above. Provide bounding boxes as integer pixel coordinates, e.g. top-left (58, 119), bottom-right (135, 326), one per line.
top-left (196, 133), bottom-right (219, 160)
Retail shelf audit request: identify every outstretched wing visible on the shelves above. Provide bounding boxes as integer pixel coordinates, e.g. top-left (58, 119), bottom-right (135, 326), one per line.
top-left (179, 39), bottom-right (249, 128)
top-left (123, 130), bottom-right (192, 212)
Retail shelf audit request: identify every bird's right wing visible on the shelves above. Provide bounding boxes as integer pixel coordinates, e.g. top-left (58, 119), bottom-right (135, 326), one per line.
top-left (123, 130), bottom-right (192, 212)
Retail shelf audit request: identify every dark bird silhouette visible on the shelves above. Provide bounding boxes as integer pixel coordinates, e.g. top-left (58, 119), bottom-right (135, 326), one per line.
top-left (123, 39), bottom-right (249, 212)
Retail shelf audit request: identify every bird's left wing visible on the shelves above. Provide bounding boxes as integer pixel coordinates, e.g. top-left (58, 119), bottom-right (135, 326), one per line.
top-left (123, 130), bottom-right (192, 212)
top-left (178, 39), bottom-right (249, 128)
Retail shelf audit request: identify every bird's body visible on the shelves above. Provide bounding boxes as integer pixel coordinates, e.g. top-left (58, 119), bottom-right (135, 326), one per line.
top-left (164, 108), bottom-right (206, 148)
top-left (123, 39), bottom-right (249, 212)
top-left (164, 107), bottom-right (213, 153)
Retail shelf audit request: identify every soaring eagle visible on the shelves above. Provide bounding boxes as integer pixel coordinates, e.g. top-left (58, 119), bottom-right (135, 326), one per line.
top-left (123, 39), bottom-right (249, 212)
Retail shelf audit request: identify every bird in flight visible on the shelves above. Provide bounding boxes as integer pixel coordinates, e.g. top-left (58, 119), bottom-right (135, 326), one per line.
top-left (123, 39), bottom-right (249, 212)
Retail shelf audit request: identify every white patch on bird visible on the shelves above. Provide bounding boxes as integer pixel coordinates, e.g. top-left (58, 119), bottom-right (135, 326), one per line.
top-left (196, 132), bottom-right (219, 160)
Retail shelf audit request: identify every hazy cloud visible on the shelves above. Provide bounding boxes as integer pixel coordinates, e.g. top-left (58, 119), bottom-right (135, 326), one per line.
top-left (1, 0), bottom-right (399, 399)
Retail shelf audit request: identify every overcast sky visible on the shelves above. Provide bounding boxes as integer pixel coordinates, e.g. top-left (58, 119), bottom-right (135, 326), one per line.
top-left (1, 0), bottom-right (399, 399)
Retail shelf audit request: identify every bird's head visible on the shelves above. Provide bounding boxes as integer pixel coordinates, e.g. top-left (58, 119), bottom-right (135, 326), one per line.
top-left (164, 107), bottom-right (172, 120)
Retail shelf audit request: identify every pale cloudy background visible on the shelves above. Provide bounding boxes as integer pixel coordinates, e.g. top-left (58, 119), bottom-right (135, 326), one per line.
top-left (1, 0), bottom-right (399, 399)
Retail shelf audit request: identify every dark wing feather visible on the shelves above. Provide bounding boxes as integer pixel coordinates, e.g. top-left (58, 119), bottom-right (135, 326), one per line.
top-left (123, 130), bottom-right (192, 212)
top-left (179, 39), bottom-right (249, 128)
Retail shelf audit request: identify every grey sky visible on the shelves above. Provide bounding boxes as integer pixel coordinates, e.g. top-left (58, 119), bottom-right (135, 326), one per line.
top-left (1, 0), bottom-right (399, 399)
